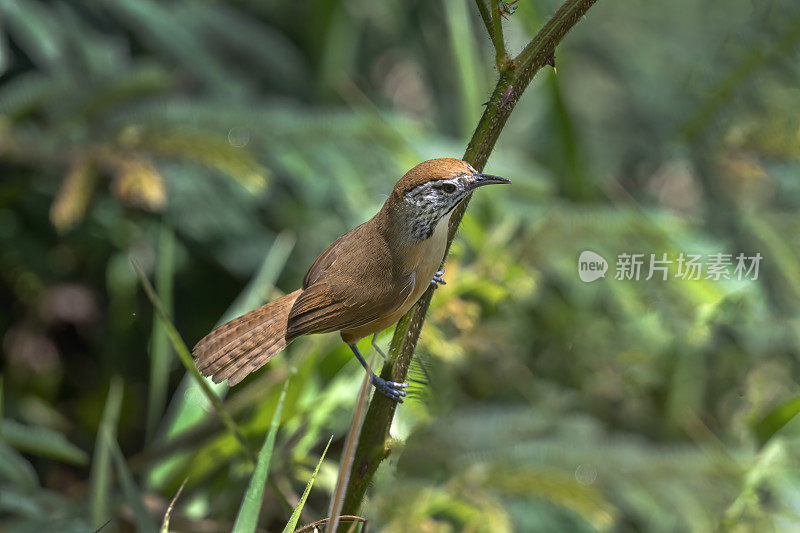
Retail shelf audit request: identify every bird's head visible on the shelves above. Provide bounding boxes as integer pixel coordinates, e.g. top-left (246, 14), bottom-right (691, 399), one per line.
top-left (388, 158), bottom-right (511, 241)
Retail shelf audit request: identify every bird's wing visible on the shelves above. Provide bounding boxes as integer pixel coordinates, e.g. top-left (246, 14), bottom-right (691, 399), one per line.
top-left (289, 220), bottom-right (415, 339)
top-left (302, 221), bottom-right (368, 289)
top-left (287, 272), bottom-right (415, 340)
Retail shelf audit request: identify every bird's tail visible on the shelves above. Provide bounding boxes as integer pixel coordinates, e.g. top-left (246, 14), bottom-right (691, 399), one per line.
top-left (194, 289), bottom-right (302, 386)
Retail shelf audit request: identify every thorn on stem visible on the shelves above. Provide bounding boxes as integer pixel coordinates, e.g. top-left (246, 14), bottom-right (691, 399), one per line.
top-left (546, 52), bottom-right (557, 75)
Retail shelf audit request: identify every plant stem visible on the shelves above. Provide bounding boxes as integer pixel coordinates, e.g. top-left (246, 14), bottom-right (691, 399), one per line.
top-left (475, 0), bottom-right (493, 40)
top-left (489, 0), bottom-right (507, 68)
top-left (339, 0), bottom-right (600, 516)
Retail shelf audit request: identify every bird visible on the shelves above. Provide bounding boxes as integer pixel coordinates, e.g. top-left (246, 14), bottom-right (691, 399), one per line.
top-left (193, 158), bottom-right (510, 402)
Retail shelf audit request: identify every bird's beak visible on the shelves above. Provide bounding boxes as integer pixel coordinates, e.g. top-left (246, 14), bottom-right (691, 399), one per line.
top-left (469, 173), bottom-right (512, 189)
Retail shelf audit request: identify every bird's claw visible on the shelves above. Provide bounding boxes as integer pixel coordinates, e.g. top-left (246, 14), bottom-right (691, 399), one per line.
top-left (430, 269), bottom-right (446, 289)
top-left (372, 375), bottom-right (408, 403)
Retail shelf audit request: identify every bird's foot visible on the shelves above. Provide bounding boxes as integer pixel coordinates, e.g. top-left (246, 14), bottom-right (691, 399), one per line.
top-left (372, 374), bottom-right (408, 403)
top-left (430, 269), bottom-right (446, 289)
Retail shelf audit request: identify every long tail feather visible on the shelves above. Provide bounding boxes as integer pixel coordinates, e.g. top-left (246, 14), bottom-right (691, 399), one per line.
top-left (193, 289), bottom-right (302, 385)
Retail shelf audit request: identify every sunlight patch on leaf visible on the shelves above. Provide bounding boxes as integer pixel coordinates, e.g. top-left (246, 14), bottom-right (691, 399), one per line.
top-left (131, 127), bottom-right (269, 192)
top-left (109, 155), bottom-right (167, 212)
top-left (50, 154), bottom-right (97, 232)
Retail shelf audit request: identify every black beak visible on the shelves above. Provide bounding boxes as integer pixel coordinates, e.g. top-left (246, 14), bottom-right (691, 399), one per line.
top-left (470, 173), bottom-right (512, 189)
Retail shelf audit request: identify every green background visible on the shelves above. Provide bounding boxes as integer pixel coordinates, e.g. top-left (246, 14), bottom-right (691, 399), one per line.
top-left (2, 0), bottom-right (800, 530)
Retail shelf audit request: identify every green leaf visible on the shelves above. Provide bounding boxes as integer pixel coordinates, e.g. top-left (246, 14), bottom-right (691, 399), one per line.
top-left (106, 0), bottom-right (241, 96)
top-left (0, 480), bottom-right (44, 516)
top-left (0, 440), bottom-right (38, 489)
top-left (146, 222), bottom-right (176, 444)
top-left (132, 259), bottom-right (255, 463)
top-left (0, 27), bottom-right (9, 76)
top-left (220, 231), bottom-right (296, 324)
top-left (444, 0), bottom-right (486, 136)
top-left (89, 376), bottom-right (124, 527)
top-left (0, 0), bottom-right (64, 70)
top-left (109, 436), bottom-right (158, 533)
top-left (146, 234), bottom-right (294, 490)
top-left (232, 382), bottom-right (288, 533)
top-left (282, 435), bottom-right (333, 533)
top-left (0, 418), bottom-right (88, 465)
top-left (754, 395), bottom-right (800, 447)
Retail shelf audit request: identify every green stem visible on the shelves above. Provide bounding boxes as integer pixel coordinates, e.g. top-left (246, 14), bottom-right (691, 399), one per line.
top-left (489, 0), bottom-right (507, 68)
top-left (339, 0), bottom-right (600, 516)
top-left (146, 221), bottom-right (175, 444)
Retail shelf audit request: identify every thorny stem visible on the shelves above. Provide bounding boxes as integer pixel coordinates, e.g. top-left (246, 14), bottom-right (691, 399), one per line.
top-left (489, 0), bottom-right (507, 68)
top-left (340, 0), bottom-right (601, 517)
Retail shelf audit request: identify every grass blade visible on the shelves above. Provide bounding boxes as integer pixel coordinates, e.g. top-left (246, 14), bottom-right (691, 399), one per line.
top-left (444, 0), bottom-right (485, 137)
top-left (1, 419), bottom-right (89, 465)
top-left (109, 436), bottom-right (158, 532)
top-left (132, 259), bottom-right (256, 463)
top-left (281, 435), bottom-right (333, 533)
top-left (160, 477), bottom-right (188, 533)
top-left (221, 231), bottom-right (296, 324)
top-left (754, 395), bottom-right (800, 447)
top-left (146, 222), bottom-right (176, 444)
top-left (232, 382), bottom-right (289, 533)
top-left (89, 376), bottom-right (124, 528)
top-left (145, 232), bottom-right (294, 489)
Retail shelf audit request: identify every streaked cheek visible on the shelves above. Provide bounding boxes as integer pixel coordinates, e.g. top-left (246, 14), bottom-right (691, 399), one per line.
top-left (424, 193), bottom-right (439, 205)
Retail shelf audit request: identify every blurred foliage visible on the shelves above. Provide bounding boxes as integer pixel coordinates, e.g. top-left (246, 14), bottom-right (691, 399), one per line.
top-left (2, 0), bottom-right (800, 531)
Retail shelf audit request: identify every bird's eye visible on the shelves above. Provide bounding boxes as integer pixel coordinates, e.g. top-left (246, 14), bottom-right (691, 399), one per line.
top-left (441, 182), bottom-right (457, 193)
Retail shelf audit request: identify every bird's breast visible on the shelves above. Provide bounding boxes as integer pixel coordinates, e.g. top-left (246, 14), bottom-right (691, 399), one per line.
top-left (338, 212), bottom-right (451, 343)
top-left (399, 211), bottom-right (451, 304)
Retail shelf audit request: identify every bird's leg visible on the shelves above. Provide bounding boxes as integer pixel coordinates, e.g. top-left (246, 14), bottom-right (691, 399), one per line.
top-left (348, 343), bottom-right (408, 403)
top-left (430, 269), bottom-right (446, 289)
top-left (371, 332), bottom-right (388, 360)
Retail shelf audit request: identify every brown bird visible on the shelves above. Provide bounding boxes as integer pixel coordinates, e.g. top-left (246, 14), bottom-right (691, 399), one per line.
top-left (193, 158), bottom-right (510, 401)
